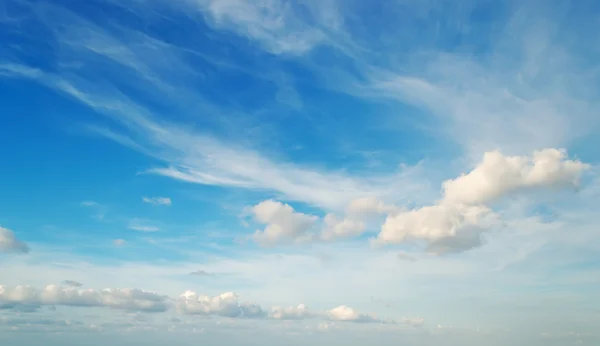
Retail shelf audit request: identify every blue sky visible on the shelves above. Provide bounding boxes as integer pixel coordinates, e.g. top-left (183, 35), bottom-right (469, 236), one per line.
top-left (1, 0), bottom-right (600, 345)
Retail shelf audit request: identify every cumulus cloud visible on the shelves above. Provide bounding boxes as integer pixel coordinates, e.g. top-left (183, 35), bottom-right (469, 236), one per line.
top-left (375, 149), bottom-right (589, 253)
top-left (320, 214), bottom-right (365, 241)
top-left (176, 291), bottom-right (266, 318)
top-left (326, 305), bottom-right (383, 323)
top-left (142, 196), bottom-right (172, 206)
top-left (318, 197), bottom-right (399, 241)
top-left (378, 204), bottom-right (498, 245)
top-left (270, 304), bottom-right (317, 320)
top-left (0, 285), bottom-right (170, 312)
top-left (442, 149), bottom-right (589, 205)
top-left (251, 200), bottom-right (318, 246)
top-left (0, 227), bottom-right (29, 254)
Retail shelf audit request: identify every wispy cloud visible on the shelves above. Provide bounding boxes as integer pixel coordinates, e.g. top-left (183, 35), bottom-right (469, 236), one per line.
top-left (142, 196), bottom-right (172, 206)
top-left (80, 201), bottom-right (98, 207)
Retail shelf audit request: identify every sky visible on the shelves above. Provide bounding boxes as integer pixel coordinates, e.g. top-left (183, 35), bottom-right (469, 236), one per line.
top-left (1, 0), bottom-right (600, 345)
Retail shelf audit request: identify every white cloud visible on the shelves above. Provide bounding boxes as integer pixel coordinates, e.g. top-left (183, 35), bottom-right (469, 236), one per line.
top-left (320, 214), bottom-right (365, 241)
top-left (270, 304), bottom-right (316, 320)
top-left (128, 219), bottom-right (160, 232)
top-left (114, 239), bottom-right (126, 247)
top-left (176, 291), bottom-right (265, 318)
top-left (378, 204), bottom-right (498, 246)
top-left (251, 200), bottom-right (318, 246)
top-left (346, 197), bottom-right (398, 216)
top-left (401, 317), bottom-right (425, 327)
top-left (319, 197), bottom-right (398, 241)
top-left (375, 149), bottom-right (589, 253)
top-left (0, 227), bottom-right (29, 254)
top-left (442, 149), bottom-right (589, 205)
top-left (192, 0), bottom-right (326, 55)
top-left (142, 196), bottom-right (172, 206)
top-left (0, 284), bottom-right (170, 312)
top-left (80, 201), bottom-right (98, 207)
top-left (326, 305), bottom-right (382, 323)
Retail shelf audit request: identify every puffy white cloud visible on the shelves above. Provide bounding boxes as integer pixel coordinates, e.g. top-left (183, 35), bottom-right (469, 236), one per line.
top-left (99, 288), bottom-right (170, 312)
top-left (0, 285), bottom-right (169, 312)
top-left (375, 149), bottom-right (589, 253)
top-left (0, 227), bottom-right (29, 254)
top-left (326, 305), bottom-right (382, 323)
top-left (271, 304), bottom-right (317, 320)
top-left (176, 291), bottom-right (265, 318)
top-left (442, 149), bottom-right (589, 205)
top-left (319, 197), bottom-right (398, 241)
top-left (378, 204), bottom-right (498, 246)
top-left (142, 196), bottom-right (172, 206)
top-left (320, 214), bottom-right (365, 241)
top-left (251, 200), bottom-right (318, 245)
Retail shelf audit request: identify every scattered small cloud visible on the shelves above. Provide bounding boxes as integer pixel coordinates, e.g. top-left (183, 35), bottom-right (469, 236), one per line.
top-left (80, 201), bottom-right (98, 207)
top-left (142, 197), bottom-right (172, 206)
top-left (128, 219), bottom-right (159, 232)
top-left (189, 270), bottom-right (216, 277)
top-left (61, 280), bottom-right (83, 287)
top-left (114, 239), bottom-right (126, 247)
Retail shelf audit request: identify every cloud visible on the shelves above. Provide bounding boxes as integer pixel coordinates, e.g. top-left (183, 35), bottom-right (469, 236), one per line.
top-left (401, 317), bottom-right (425, 327)
top-left (270, 304), bottom-right (317, 320)
top-left (128, 219), bottom-right (160, 232)
top-left (142, 196), bottom-right (172, 206)
top-left (191, 0), bottom-right (327, 55)
top-left (114, 239), bottom-right (126, 247)
top-left (346, 197), bottom-right (398, 216)
top-left (0, 285), bottom-right (170, 312)
top-left (62, 280), bottom-right (83, 287)
top-left (320, 214), bottom-right (365, 241)
top-left (319, 197), bottom-right (398, 241)
top-left (441, 149), bottom-right (589, 205)
top-left (0, 227), bottom-right (29, 254)
top-left (176, 291), bottom-right (266, 318)
top-left (189, 270), bottom-right (215, 277)
top-left (326, 305), bottom-right (384, 324)
top-left (375, 149), bottom-right (589, 253)
top-left (81, 201), bottom-right (98, 207)
top-left (251, 200), bottom-right (318, 246)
